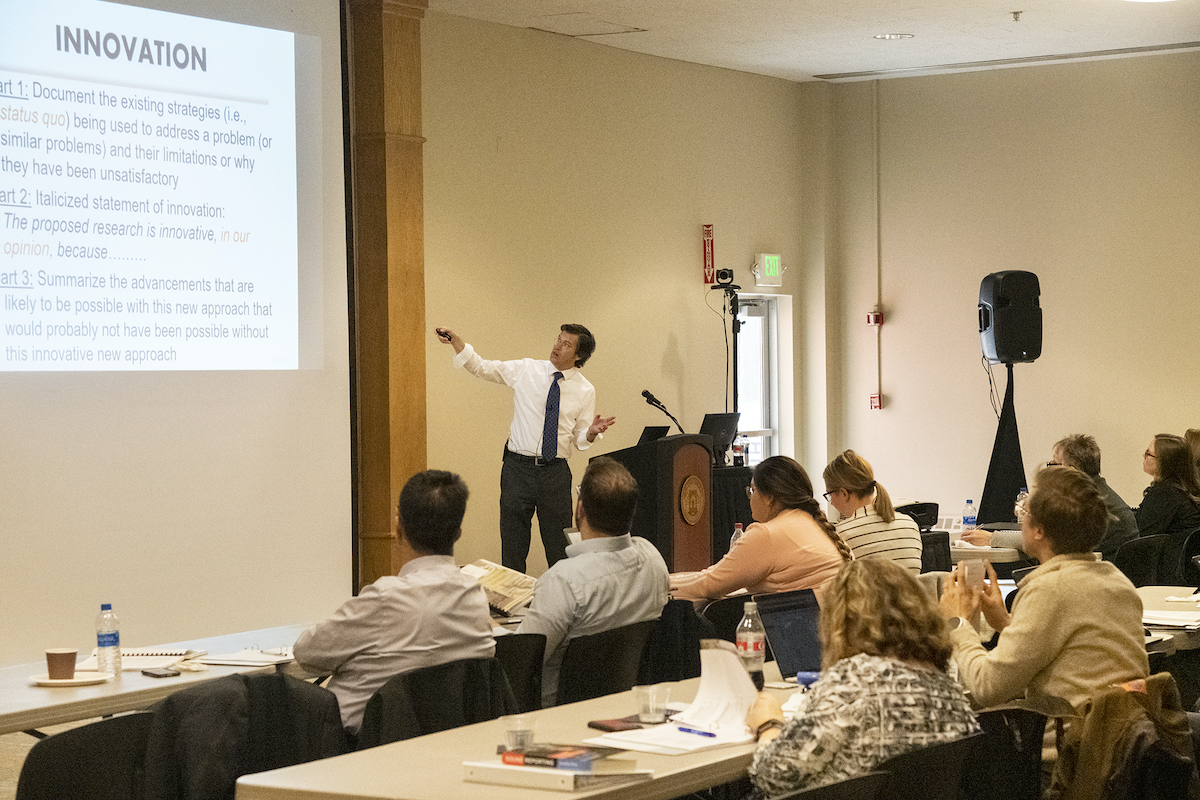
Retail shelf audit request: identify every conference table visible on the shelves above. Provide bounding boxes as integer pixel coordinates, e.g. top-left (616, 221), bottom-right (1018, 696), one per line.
top-left (237, 663), bottom-right (795, 800)
top-left (0, 623), bottom-right (308, 737)
top-left (948, 543), bottom-right (1022, 564)
top-left (1138, 586), bottom-right (1200, 651)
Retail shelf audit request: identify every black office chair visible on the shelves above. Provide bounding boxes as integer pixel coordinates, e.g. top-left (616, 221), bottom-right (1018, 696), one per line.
top-left (638, 598), bottom-right (703, 685)
top-left (774, 771), bottom-right (889, 800)
top-left (701, 595), bottom-right (774, 663)
top-left (876, 732), bottom-right (986, 800)
top-left (555, 619), bottom-right (657, 705)
top-left (1113, 534), bottom-right (1171, 587)
top-left (961, 708), bottom-right (1052, 800)
top-left (919, 530), bottom-right (952, 573)
top-left (493, 633), bottom-right (546, 713)
top-left (358, 657), bottom-right (517, 748)
top-left (1176, 527), bottom-right (1200, 587)
top-left (701, 595), bottom-right (750, 643)
top-left (896, 501), bottom-right (938, 531)
top-left (142, 672), bottom-right (346, 800)
top-left (16, 712), bottom-right (153, 800)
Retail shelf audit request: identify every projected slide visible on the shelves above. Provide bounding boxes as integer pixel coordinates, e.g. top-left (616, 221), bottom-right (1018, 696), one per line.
top-left (0, 0), bottom-right (297, 370)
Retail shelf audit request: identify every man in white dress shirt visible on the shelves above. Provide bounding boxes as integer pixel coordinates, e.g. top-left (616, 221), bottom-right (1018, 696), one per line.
top-left (436, 324), bottom-right (615, 571)
top-left (517, 457), bottom-right (669, 707)
top-left (293, 470), bottom-right (495, 733)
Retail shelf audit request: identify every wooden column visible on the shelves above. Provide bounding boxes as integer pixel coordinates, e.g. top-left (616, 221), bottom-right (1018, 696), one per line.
top-left (347, 0), bottom-right (428, 588)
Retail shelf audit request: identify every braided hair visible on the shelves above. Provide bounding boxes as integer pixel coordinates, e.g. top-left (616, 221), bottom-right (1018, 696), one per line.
top-left (752, 456), bottom-right (853, 562)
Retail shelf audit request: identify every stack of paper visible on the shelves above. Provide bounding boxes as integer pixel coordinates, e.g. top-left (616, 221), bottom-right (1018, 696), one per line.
top-left (1143, 610), bottom-right (1200, 630)
top-left (585, 645), bottom-right (756, 755)
top-left (462, 559), bottom-right (537, 615)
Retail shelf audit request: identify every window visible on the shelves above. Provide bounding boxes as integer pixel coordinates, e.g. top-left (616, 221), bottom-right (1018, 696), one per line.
top-left (736, 297), bottom-right (777, 466)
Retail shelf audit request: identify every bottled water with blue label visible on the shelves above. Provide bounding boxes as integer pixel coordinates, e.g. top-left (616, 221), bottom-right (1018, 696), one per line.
top-left (96, 603), bottom-right (121, 676)
top-left (961, 500), bottom-right (977, 531)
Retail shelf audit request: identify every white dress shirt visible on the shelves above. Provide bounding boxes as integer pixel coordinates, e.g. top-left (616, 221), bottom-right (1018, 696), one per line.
top-left (516, 534), bottom-right (669, 706)
top-left (293, 555), bottom-right (495, 732)
top-left (453, 342), bottom-right (597, 458)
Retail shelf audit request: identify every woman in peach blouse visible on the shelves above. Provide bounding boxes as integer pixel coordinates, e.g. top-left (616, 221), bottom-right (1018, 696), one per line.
top-left (671, 456), bottom-right (851, 601)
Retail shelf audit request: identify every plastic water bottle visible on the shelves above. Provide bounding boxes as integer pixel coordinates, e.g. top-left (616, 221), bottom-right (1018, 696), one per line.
top-left (95, 603), bottom-right (122, 677)
top-left (961, 500), bottom-right (977, 531)
top-left (729, 522), bottom-right (745, 552)
top-left (736, 601), bottom-right (766, 691)
top-left (1015, 487), bottom-right (1029, 520)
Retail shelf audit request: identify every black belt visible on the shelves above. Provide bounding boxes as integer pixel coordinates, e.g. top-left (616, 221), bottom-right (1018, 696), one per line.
top-left (504, 447), bottom-right (564, 467)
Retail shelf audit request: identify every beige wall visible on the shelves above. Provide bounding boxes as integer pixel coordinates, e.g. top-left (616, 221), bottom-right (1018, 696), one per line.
top-left (422, 12), bottom-right (805, 572)
top-left (422, 9), bottom-right (1200, 566)
top-left (812, 53), bottom-right (1200, 515)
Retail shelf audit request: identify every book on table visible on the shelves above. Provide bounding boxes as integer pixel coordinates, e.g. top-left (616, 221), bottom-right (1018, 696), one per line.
top-left (498, 744), bottom-right (630, 771)
top-left (462, 761), bottom-right (653, 792)
top-left (460, 559), bottom-right (537, 616)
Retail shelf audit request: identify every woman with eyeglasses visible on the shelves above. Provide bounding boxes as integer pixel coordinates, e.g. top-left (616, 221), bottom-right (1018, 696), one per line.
top-left (822, 450), bottom-right (922, 574)
top-left (1134, 433), bottom-right (1200, 584)
top-left (670, 456), bottom-right (851, 602)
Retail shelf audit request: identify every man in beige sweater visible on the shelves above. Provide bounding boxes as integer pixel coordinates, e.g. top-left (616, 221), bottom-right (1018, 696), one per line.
top-left (940, 466), bottom-right (1148, 737)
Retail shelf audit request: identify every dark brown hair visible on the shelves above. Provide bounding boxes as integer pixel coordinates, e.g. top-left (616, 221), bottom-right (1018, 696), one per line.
top-left (579, 457), bottom-right (638, 536)
top-left (752, 456), bottom-right (851, 561)
top-left (1153, 433), bottom-right (1200, 504)
top-left (1028, 466), bottom-right (1107, 554)
top-left (398, 470), bottom-right (468, 556)
top-left (560, 323), bottom-right (595, 367)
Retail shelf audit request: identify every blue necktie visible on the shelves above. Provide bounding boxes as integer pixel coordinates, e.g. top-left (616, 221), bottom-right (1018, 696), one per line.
top-left (542, 371), bottom-right (563, 461)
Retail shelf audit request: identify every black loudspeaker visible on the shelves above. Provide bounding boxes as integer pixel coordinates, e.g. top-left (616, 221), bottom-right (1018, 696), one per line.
top-left (978, 271), bottom-right (1041, 364)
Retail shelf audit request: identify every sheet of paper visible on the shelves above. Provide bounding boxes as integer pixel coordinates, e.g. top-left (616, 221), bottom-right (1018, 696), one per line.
top-left (586, 648), bottom-right (757, 754)
top-left (197, 648), bottom-right (293, 666)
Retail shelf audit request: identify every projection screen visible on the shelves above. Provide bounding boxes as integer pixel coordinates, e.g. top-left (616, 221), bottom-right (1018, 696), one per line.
top-left (0, 0), bottom-right (351, 665)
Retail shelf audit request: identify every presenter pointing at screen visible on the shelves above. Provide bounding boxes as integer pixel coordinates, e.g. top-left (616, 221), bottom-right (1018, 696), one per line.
top-left (437, 325), bottom-right (615, 571)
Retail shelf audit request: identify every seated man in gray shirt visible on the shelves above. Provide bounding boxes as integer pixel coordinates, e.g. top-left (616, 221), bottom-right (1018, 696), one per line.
top-left (965, 433), bottom-right (1137, 560)
top-left (517, 457), bottom-right (670, 707)
top-left (294, 470), bottom-right (495, 733)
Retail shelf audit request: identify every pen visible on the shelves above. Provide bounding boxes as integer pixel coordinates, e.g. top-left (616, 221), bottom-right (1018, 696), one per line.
top-left (677, 726), bottom-right (716, 738)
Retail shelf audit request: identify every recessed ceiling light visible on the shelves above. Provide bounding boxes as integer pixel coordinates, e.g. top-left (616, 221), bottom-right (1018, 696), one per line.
top-left (874, 33), bottom-right (914, 40)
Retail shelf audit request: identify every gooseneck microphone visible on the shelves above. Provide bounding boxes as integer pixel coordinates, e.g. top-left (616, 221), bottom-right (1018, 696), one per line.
top-left (642, 389), bottom-right (686, 435)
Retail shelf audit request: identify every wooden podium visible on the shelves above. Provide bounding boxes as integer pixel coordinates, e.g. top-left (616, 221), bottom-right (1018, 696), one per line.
top-left (603, 434), bottom-right (713, 572)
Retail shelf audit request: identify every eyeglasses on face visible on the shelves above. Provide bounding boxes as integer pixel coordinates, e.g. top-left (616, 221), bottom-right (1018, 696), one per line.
top-left (745, 485), bottom-right (756, 499)
top-left (1144, 450), bottom-right (1157, 460)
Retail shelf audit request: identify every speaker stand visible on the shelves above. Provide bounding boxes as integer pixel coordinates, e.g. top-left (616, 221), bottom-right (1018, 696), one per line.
top-left (979, 363), bottom-right (1029, 525)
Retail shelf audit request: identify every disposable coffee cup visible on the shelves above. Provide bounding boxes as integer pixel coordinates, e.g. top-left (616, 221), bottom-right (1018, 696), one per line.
top-left (633, 684), bottom-right (668, 724)
top-left (45, 648), bottom-right (77, 680)
top-left (501, 714), bottom-right (535, 750)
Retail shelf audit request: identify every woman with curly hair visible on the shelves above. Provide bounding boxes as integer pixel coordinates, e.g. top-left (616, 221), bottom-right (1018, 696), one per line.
top-left (823, 449), bottom-right (922, 573)
top-left (746, 560), bottom-right (978, 797)
top-left (671, 456), bottom-right (850, 602)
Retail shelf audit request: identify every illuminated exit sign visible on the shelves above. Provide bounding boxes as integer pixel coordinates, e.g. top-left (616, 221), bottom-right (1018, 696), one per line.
top-left (754, 253), bottom-right (783, 287)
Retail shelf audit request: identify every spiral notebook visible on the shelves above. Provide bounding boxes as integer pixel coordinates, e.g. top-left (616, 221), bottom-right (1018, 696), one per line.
top-left (77, 647), bottom-right (207, 672)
